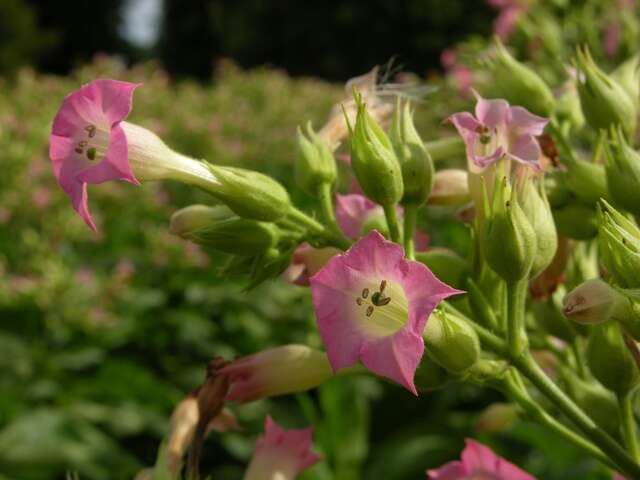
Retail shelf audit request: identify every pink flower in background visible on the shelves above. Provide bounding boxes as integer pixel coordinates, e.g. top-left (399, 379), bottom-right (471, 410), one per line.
top-left (49, 79), bottom-right (140, 231)
top-left (282, 243), bottom-right (341, 286)
top-left (0, 207), bottom-right (12, 224)
top-left (32, 187), bottom-right (52, 209)
top-left (448, 94), bottom-right (548, 169)
top-left (310, 231), bottom-right (462, 394)
top-left (603, 22), bottom-right (621, 59)
top-left (427, 438), bottom-right (535, 479)
top-left (487, 0), bottom-right (527, 41)
top-left (440, 48), bottom-right (474, 97)
top-left (243, 416), bottom-right (320, 480)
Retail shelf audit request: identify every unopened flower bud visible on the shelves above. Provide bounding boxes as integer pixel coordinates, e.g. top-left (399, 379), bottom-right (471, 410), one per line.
top-left (475, 403), bottom-right (519, 434)
top-left (562, 156), bottom-right (609, 205)
top-left (295, 122), bottom-right (337, 196)
top-left (574, 47), bottom-right (637, 136)
top-left (563, 279), bottom-right (625, 325)
top-left (587, 321), bottom-right (640, 396)
top-left (611, 54), bottom-right (640, 110)
top-left (170, 204), bottom-right (280, 256)
top-left (221, 345), bottom-right (333, 403)
top-left (518, 178), bottom-right (558, 278)
top-left (428, 169), bottom-right (470, 206)
top-left (202, 165), bottom-right (291, 222)
top-left (605, 126), bottom-right (640, 214)
top-left (415, 248), bottom-right (470, 290)
top-left (598, 199), bottom-right (640, 288)
top-left (490, 40), bottom-right (555, 117)
top-left (390, 100), bottom-right (434, 206)
top-left (349, 92), bottom-right (404, 207)
top-left (423, 308), bottom-right (480, 374)
top-left (482, 175), bottom-right (537, 282)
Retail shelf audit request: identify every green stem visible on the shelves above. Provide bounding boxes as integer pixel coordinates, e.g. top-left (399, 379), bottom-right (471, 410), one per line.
top-left (317, 182), bottom-right (340, 233)
top-left (403, 203), bottom-right (418, 260)
top-left (287, 207), bottom-right (351, 250)
top-left (506, 280), bottom-right (527, 359)
top-left (619, 391), bottom-right (640, 462)
top-left (503, 372), bottom-right (614, 469)
top-left (571, 338), bottom-right (588, 380)
top-left (514, 352), bottom-right (640, 478)
top-left (383, 203), bottom-right (402, 244)
top-left (424, 137), bottom-right (465, 163)
top-left (442, 302), bottom-right (507, 355)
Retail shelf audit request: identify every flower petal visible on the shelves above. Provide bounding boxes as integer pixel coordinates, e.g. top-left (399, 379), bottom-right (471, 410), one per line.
top-left (509, 106), bottom-right (548, 136)
top-left (475, 96), bottom-right (510, 128)
top-left (426, 461), bottom-right (467, 479)
top-left (335, 194), bottom-right (380, 239)
top-left (508, 135), bottom-right (541, 168)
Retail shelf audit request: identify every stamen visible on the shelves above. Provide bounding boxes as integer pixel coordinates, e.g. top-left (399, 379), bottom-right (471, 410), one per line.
top-left (85, 124), bottom-right (97, 138)
top-left (362, 288), bottom-right (369, 298)
top-left (379, 280), bottom-right (387, 293)
top-left (356, 298), bottom-right (363, 305)
top-left (366, 306), bottom-right (374, 317)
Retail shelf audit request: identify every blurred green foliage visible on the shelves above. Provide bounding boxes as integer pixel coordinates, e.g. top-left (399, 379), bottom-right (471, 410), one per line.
top-left (0, 58), bottom-right (613, 479)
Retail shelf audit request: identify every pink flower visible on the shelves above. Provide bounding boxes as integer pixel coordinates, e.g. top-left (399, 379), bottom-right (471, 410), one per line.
top-left (486, 0), bottom-right (527, 41)
top-left (221, 345), bottom-right (332, 403)
top-left (603, 22), bottom-right (621, 59)
top-left (282, 243), bottom-right (341, 286)
top-left (427, 438), bottom-right (535, 479)
top-left (243, 416), bottom-right (320, 480)
top-left (448, 94), bottom-right (548, 170)
top-left (310, 231), bottom-right (462, 394)
top-left (49, 79), bottom-right (141, 231)
top-left (441, 48), bottom-right (474, 97)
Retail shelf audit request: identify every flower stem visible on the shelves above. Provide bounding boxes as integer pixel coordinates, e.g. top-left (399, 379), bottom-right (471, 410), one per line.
top-left (503, 371), bottom-right (614, 469)
top-left (383, 203), bottom-right (402, 244)
top-left (571, 337), bottom-right (588, 380)
top-left (506, 280), bottom-right (527, 359)
top-left (287, 207), bottom-right (351, 250)
top-left (403, 203), bottom-right (418, 260)
top-left (619, 391), bottom-right (640, 462)
top-left (317, 182), bottom-right (340, 233)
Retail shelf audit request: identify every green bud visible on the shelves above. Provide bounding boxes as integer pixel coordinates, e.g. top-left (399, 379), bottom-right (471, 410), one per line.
top-left (587, 321), bottom-right (640, 396)
top-left (574, 47), bottom-right (636, 137)
top-left (348, 92), bottom-right (403, 206)
top-left (390, 100), bottom-right (434, 206)
top-left (295, 122), bottom-right (337, 196)
top-left (170, 204), bottom-right (280, 256)
top-left (414, 358), bottom-right (454, 392)
top-left (205, 165), bottom-right (291, 221)
top-left (544, 171), bottom-right (572, 208)
top-left (518, 178), bottom-right (558, 278)
top-left (561, 368), bottom-right (620, 437)
top-left (605, 126), bottom-right (640, 215)
top-left (482, 175), bottom-right (537, 282)
top-left (563, 279), bottom-right (626, 325)
top-left (360, 212), bottom-right (389, 238)
top-left (423, 308), bottom-right (480, 374)
top-left (415, 247), bottom-right (469, 290)
top-left (553, 202), bottom-right (599, 240)
top-left (611, 54), bottom-right (640, 111)
top-left (598, 199), bottom-right (640, 288)
top-left (562, 156), bottom-right (609, 205)
top-left (490, 40), bottom-right (555, 117)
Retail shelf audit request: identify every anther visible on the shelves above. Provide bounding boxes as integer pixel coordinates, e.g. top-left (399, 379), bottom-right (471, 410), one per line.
top-left (366, 306), bottom-right (374, 317)
top-left (356, 298), bottom-right (363, 305)
top-left (362, 288), bottom-right (369, 298)
top-left (379, 280), bottom-right (386, 293)
top-left (85, 124), bottom-right (97, 138)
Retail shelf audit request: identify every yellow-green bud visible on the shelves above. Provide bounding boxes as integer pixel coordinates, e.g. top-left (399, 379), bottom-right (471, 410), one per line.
top-left (574, 47), bottom-right (637, 137)
top-left (587, 321), bottom-right (640, 396)
top-left (490, 40), bottom-right (555, 117)
top-left (170, 204), bottom-right (280, 255)
top-left (482, 175), bottom-right (537, 282)
top-left (605, 126), bottom-right (640, 215)
top-left (205, 165), bottom-right (291, 221)
top-left (415, 248), bottom-right (469, 291)
top-left (611, 54), bottom-right (640, 111)
top-left (295, 122), bottom-right (337, 196)
top-left (428, 169), bottom-right (470, 206)
top-left (390, 100), bottom-right (434, 206)
top-left (423, 308), bottom-right (480, 374)
top-left (518, 178), bottom-right (558, 278)
top-left (563, 157), bottom-right (609, 205)
top-left (553, 202), bottom-right (599, 240)
top-left (598, 199), bottom-right (640, 288)
top-left (349, 92), bottom-right (403, 207)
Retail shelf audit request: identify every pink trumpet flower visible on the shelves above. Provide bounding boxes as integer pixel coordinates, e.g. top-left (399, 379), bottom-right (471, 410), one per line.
top-left (310, 231), bottom-right (462, 394)
top-left (243, 416), bottom-right (320, 480)
top-left (427, 438), bottom-right (535, 479)
top-left (448, 93), bottom-right (548, 170)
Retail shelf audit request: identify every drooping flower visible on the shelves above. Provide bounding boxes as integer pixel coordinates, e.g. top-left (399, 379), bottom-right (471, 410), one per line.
top-left (282, 243), bottom-right (341, 286)
top-left (448, 93), bottom-right (548, 170)
top-left (221, 345), bottom-right (333, 403)
top-left (243, 416), bottom-right (320, 480)
top-left (310, 230), bottom-right (462, 394)
top-left (427, 438), bottom-right (535, 479)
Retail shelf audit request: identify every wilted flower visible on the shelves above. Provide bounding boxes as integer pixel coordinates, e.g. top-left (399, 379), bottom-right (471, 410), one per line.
top-left (427, 438), bottom-right (535, 479)
top-left (310, 231), bottom-right (462, 394)
top-left (243, 416), bottom-right (320, 480)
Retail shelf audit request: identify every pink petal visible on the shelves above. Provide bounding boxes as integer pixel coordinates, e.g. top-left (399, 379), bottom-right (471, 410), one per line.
top-left (75, 124), bottom-right (139, 185)
top-left (508, 135), bottom-right (541, 168)
top-left (475, 95), bottom-right (510, 128)
top-left (448, 112), bottom-right (482, 133)
top-left (494, 6), bottom-right (522, 40)
top-left (414, 230), bottom-right (430, 252)
top-left (335, 194), bottom-right (381, 239)
top-left (82, 79), bottom-right (140, 126)
top-left (70, 181), bottom-right (96, 231)
top-left (473, 145), bottom-right (506, 169)
top-left (462, 439), bottom-right (535, 480)
top-left (508, 106), bottom-right (548, 136)
top-left (427, 461), bottom-right (467, 479)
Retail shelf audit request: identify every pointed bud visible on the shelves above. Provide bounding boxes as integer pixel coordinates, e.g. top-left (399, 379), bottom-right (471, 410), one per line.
top-left (598, 199), bottom-right (640, 288)
top-left (415, 248), bottom-right (470, 290)
top-left (553, 202), bottom-right (599, 240)
top-left (423, 308), bottom-right (480, 374)
top-left (390, 100), bottom-right (434, 206)
top-left (348, 92), bottom-right (403, 207)
top-left (475, 403), bottom-right (519, 434)
top-left (574, 47), bottom-right (637, 136)
top-left (295, 122), bottom-right (337, 196)
top-left (482, 174), bottom-right (537, 282)
top-left (428, 169), bottom-right (470, 206)
top-left (518, 177), bottom-right (558, 278)
top-left (201, 165), bottom-right (291, 221)
top-left (490, 40), bottom-right (555, 117)
top-left (605, 126), bottom-right (640, 214)
top-left (170, 204), bottom-right (280, 256)
top-left (611, 54), bottom-right (640, 110)
top-left (587, 321), bottom-right (640, 396)
top-left (562, 154), bottom-right (609, 205)
top-left (563, 279), bottom-right (626, 325)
